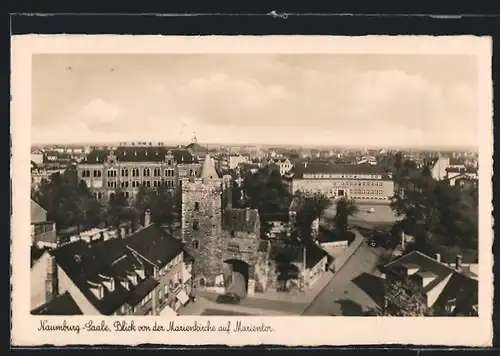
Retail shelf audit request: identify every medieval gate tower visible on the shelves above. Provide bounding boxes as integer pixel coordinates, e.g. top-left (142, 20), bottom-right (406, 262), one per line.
top-left (181, 153), bottom-right (264, 296)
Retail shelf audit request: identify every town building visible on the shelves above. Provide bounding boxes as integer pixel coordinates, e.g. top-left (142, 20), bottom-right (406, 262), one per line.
top-left (289, 162), bottom-right (394, 202)
top-left (31, 219), bottom-right (193, 316)
top-left (77, 143), bottom-right (201, 202)
top-left (229, 154), bottom-right (249, 170)
top-left (383, 250), bottom-right (478, 316)
top-left (444, 167), bottom-right (478, 187)
top-left (31, 200), bottom-right (57, 249)
top-left (31, 148), bottom-right (44, 165)
top-left (268, 158), bottom-right (293, 176)
top-left (181, 153), bottom-right (270, 297)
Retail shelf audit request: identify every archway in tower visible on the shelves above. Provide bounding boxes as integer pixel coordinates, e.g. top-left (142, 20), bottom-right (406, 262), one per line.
top-left (223, 259), bottom-right (250, 299)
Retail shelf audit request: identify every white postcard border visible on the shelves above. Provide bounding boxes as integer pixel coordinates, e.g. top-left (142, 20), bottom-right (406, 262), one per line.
top-left (11, 35), bottom-right (493, 347)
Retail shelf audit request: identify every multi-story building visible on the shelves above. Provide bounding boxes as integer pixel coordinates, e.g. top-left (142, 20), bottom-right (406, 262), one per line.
top-left (31, 217), bottom-right (194, 316)
top-left (290, 162), bottom-right (394, 202)
top-left (77, 144), bottom-right (201, 202)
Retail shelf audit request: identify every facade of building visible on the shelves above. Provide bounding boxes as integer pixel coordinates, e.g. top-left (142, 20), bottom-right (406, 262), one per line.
top-left (431, 157), bottom-right (451, 181)
top-left (445, 167), bottom-right (478, 187)
top-left (290, 162), bottom-right (394, 202)
top-left (31, 200), bottom-right (57, 249)
top-left (32, 221), bottom-right (193, 316)
top-left (181, 153), bottom-right (269, 297)
top-left (268, 158), bottom-right (293, 176)
top-left (77, 144), bottom-right (201, 202)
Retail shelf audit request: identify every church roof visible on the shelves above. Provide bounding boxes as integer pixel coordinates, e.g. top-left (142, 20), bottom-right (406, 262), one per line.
top-left (199, 153), bottom-right (220, 181)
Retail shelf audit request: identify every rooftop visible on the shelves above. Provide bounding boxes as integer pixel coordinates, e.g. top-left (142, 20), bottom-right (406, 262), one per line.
top-left (291, 162), bottom-right (390, 180)
top-left (50, 225), bottom-right (185, 315)
top-left (81, 147), bottom-right (198, 164)
top-left (31, 292), bottom-right (83, 315)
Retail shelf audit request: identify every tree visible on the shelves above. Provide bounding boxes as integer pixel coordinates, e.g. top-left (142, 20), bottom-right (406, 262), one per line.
top-left (273, 246), bottom-right (301, 292)
top-left (293, 192), bottom-right (331, 242)
top-left (242, 167), bottom-right (291, 214)
top-left (106, 189), bottom-right (134, 228)
top-left (366, 278), bottom-right (432, 317)
top-left (134, 186), bottom-right (176, 232)
top-left (334, 197), bottom-right (359, 233)
top-left (32, 169), bottom-right (104, 230)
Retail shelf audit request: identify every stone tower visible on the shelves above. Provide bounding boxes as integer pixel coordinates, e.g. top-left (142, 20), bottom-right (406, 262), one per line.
top-left (181, 153), bottom-right (224, 288)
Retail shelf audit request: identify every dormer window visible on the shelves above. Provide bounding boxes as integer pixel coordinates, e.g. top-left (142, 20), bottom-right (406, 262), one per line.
top-left (121, 279), bottom-right (130, 291)
top-left (89, 281), bottom-right (105, 299)
top-left (128, 273), bottom-right (138, 286)
top-left (135, 267), bottom-right (145, 280)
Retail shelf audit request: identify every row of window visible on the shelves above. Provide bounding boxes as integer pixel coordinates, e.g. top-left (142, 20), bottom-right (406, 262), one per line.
top-left (104, 180), bottom-right (176, 188)
top-left (81, 168), bottom-right (201, 179)
top-left (333, 181), bottom-right (384, 187)
top-left (349, 189), bottom-right (384, 195)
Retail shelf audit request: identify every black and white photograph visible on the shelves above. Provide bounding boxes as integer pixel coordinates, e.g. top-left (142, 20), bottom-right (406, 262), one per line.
top-left (11, 35), bottom-right (493, 346)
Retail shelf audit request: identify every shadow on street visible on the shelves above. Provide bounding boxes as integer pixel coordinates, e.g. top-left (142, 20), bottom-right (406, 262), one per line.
top-left (336, 299), bottom-right (364, 316)
top-left (352, 272), bottom-right (386, 306)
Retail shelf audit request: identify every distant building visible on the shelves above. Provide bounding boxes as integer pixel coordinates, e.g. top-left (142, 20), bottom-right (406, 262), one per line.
top-left (290, 162), bottom-right (394, 202)
top-left (445, 167), bottom-right (478, 187)
top-left (31, 220), bottom-right (193, 316)
top-left (229, 155), bottom-right (249, 170)
top-left (77, 144), bottom-right (200, 202)
top-left (31, 148), bottom-right (44, 165)
top-left (384, 250), bottom-right (478, 316)
top-left (268, 158), bottom-right (293, 176)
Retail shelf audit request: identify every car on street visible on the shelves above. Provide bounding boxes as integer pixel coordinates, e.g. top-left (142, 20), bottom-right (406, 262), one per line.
top-left (216, 292), bottom-right (241, 305)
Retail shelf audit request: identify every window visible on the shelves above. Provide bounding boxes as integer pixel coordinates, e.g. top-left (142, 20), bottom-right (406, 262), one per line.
top-left (132, 168), bottom-right (139, 177)
top-left (193, 220), bottom-right (199, 230)
top-left (125, 192), bottom-right (130, 198)
top-left (194, 202), bottom-right (200, 211)
top-left (143, 168), bottom-right (150, 177)
top-left (121, 168), bottom-right (129, 177)
top-left (193, 240), bottom-right (199, 249)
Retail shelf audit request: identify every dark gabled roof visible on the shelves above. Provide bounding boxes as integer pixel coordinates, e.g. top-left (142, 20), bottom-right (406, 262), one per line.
top-left (433, 270), bottom-right (478, 314)
top-left (269, 242), bottom-right (328, 269)
top-left (31, 246), bottom-right (49, 267)
top-left (125, 225), bottom-right (185, 268)
top-left (291, 162), bottom-right (389, 179)
top-left (80, 147), bottom-right (198, 164)
top-left (222, 208), bottom-right (260, 233)
top-left (50, 226), bottom-right (185, 314)
top-left (31, 292), bottom-right (83, 315)
top-left (303, 243), bottom-right (329, 269)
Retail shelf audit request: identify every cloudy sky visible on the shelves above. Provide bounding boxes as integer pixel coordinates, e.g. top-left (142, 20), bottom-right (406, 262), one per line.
top-left (31, 54), bottom-right (478, 148)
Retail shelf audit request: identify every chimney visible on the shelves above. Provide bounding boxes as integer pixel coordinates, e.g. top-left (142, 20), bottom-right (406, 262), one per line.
top-left (245, 207), bottom-right (251, 221)
top-left (144, 209), bottom-right (151, 227)
top-left (455, 255), bottom-right (462, 270)
top-left (120, 225), bottom-right (127, 238)
top-left (435, 253), bottom-right (441, 263)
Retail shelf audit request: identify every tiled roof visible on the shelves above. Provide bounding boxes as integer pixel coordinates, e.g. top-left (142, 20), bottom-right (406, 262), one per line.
top-left (31, 199), bottom-right (47, 223)
top-left (222, 208), bottom-right (260, 233)
top-left (433, 271), bottom-right (478, 315)
top-left (291, 162), bottom-right (389, 179)
top-left (31, 292), bottom-right (83, 315)
top-left (50, 225), bottom-right (185, 314)
top-left (270, 242), bottom-right (328, 269)
top-left (199, 154), bottom-right (220, 180)
top-left (446, 167), bottom-right (478, 174)
top-left (125, 225), bottom-right (185, 268)
top-left (80, 147), bottom-right (198, 164)
top-left (385, 250), bottom-right (478, 311)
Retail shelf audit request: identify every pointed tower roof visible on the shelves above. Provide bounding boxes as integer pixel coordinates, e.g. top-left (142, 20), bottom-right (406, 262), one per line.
top-left (199, 153), bottom-right (220, 181)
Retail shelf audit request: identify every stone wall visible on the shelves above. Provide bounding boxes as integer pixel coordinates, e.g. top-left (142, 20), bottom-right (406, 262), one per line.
top-left (181, 179), bottom-right (224, 287)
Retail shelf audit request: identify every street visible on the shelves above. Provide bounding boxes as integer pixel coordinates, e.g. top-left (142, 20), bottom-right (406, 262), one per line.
top-left (302, 241), bottom-right (388, 316)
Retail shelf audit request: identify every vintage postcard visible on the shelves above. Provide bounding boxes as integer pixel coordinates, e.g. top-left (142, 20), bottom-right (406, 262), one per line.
top-left (11, 35), bottom-right (493, 347)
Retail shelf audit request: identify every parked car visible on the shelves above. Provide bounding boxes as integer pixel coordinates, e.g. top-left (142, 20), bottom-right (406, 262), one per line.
top-left (216, 293), bottom-right (241, 304)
